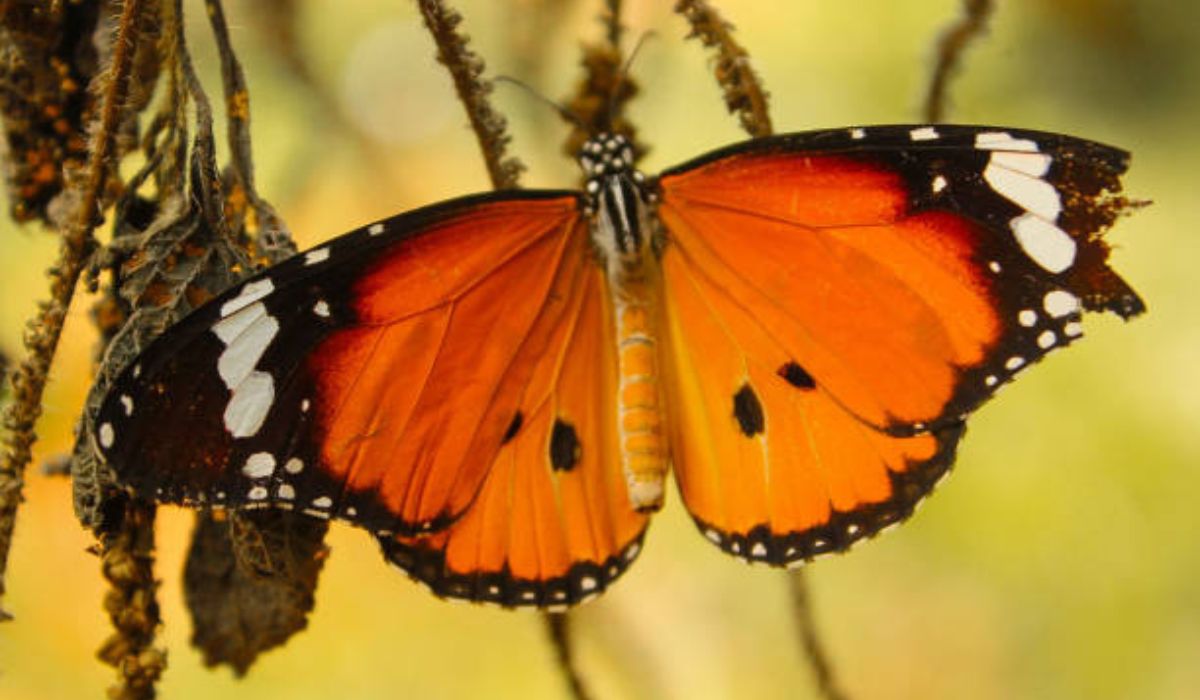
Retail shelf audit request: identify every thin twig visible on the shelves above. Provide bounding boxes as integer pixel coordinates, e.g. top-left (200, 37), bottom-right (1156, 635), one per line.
top-left (923, 0), bottom-right (995, 122)
top-left (0, 0), bottom-right (147, 620)
top-left (674, 0), bottom-right (772, 138)
top-left (544, 612), bottom-right (594, 700)
top-left (789, 571), bottom-right (850, 700)
top-left (416, 0), bottom-right (524, 190)
top-left (203, 0), bottom-right (294, 259)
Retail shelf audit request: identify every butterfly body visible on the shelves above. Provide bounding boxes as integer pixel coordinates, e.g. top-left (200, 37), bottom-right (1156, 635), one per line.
top-left (95, 124), bottom-right (1142, 608)
top-left (582, 134), bottom-right (670, 510)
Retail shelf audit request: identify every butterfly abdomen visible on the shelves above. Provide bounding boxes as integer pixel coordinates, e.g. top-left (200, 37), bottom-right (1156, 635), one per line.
top-left (613, 276), bottom-right (668, 511)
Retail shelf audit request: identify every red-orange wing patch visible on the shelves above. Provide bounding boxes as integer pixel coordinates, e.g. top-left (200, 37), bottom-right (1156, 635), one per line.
top-left (381, 262), bottom-right (648, 607)
top-left (655, 125), bottom-right (1142, 563)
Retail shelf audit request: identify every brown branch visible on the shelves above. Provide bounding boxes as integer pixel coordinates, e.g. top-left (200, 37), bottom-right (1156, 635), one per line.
top-left (789, 571), bottom-right (850, 700)
top-left (562, 1), bottom-right (644, 176)
top-left (96, 498), bottom-right (165, 700)
top-left (923, 0), bottom-right (995, 123)
top-left (0, 0), bottom-right (147, 620)
top-left (203, 0), bottom-right (294, 260)
top-left (675, 0), bottom-right (772, 138)
top-left (543, 612), bottom-right (594, 700)
top-left (416, 0), bottom-right (523, 190)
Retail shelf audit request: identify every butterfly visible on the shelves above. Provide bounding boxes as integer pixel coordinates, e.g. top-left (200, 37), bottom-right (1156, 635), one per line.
top-left (93, 124), bottom-right (1142, 608)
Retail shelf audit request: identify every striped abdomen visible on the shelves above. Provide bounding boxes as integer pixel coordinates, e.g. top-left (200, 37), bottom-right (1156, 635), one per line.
top-left (612, 275), bottom-right (668, 511)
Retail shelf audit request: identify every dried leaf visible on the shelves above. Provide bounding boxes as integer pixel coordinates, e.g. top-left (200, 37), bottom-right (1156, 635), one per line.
top-left (184, 510), bottom-right (330, 675)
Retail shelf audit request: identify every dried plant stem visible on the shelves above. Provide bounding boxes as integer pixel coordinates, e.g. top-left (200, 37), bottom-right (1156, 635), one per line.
top-left (924, 0), bottom-right (995, 122)
top-left (203, 0), bottom-right (292, 256)
top-left (675, 0), bottom-right (773, 138)
top-left (0, 0), bottom-right (147, 620)
top-left (543, 612), bottom-right (594, 700)
top-left (789, 571), bottom-right (850, 700)
top-left (416, 0), bottom-right (523, 190)
top-left (96, 499), bottom-right (165, 700)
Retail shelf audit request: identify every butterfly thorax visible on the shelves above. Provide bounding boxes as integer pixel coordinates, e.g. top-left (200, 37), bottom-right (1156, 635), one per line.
top-left (580, 133), bottom-right (668, 511)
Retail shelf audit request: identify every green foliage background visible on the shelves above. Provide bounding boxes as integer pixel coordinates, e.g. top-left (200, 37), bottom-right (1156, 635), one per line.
top-left (1, 1), bottom-right (1195, 698)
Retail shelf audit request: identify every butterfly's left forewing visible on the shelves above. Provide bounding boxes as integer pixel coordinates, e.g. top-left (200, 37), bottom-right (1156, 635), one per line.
top-left (96, 192), bottom-right (591, 535)
top-left (655, 125), bottom-right (1142, 564)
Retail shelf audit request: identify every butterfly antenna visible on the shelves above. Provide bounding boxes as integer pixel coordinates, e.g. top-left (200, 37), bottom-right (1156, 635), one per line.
top-left (493, 75), bottom-right (587, 130)
top-left (604, 30), bottom-right (656, 128)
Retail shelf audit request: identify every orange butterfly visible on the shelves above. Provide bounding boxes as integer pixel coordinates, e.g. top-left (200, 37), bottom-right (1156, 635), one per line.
top-left (95, 125), bottom-right (1142, 607)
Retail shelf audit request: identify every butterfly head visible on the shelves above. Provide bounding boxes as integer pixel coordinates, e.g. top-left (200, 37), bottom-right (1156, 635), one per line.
top-left (580, 133), bottom-right (656, 268)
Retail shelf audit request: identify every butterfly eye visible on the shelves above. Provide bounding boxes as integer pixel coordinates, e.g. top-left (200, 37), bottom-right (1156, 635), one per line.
top-left (732, 384), bottom-right (765, 437)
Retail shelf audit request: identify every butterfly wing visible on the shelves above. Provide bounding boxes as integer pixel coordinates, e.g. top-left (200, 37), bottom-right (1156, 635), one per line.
top-left (655, 125), bottom-right (1142, 563)
top-left (96, 189), bottom-right (648, 606)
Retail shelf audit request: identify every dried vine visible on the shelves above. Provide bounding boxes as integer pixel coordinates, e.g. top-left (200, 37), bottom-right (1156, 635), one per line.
top-left (562, 0), bottom-right (645, 177)
top-left (924, 0), bottom-right (995, 122)
top-left (675, 0), bottom-right (772, 138)
top-left (0, 0), bottom-right (148, 620)
top-left (416, 0), bottom-right (524, 190)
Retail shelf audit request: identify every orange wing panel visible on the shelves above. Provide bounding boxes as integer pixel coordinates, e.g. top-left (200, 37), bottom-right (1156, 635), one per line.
top-left (383, 266), bottom-right (648, 607)
top-left (307, 197), bottom-right (588, 534)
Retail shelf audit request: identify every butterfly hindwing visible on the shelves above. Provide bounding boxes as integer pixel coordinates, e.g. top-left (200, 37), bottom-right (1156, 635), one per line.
top-left (655, 125), bottom-right (1143, 563)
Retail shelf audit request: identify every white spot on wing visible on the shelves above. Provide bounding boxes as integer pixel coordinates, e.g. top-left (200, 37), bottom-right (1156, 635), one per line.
top-left (984, 162), bottom-right (1062, 221)
top-left (931, 175), bottom-right (948, 193)
top-left (1010, 212), bottom-right (1077, 273)
top-left (1018, 309), bottom-right (1038, 327)
top-left (985, 375), bottom-right (998, 387)
top-left (849, 127), bottom-right (865, 139)
top-left (1044, 290), bottom-right (1081, 318)
top-left (312, 496), bottom-right (333, 509)
top-left (212, 301), bottom-right (266, 345)
top-left (223, 370), bottom-right (274, 438)
top-left (304, 247), bottom-right (330, 266)
top-left (242, 452), bottom-right (276, 479)
top-left (278, 484), bottom-right (296, 500)
top-left (990, 151), bottom-right (1052, 178)
top-left (1064, 321), bottom-right (1083, 337)
top-left (1006, 356), bottom-right (1026, 371)
top-left (217, 311), bottom-right (279, 389)
top-left (98, 422), bottom-right (115, 449)
top-left (368, 223), bottom-right (385, 236)
top-left (909, 126), bottom-right (939, 141)
top-left (248, 486), bottom-right (268, 501)
top-left (974, 131), bottom-right (1039, 152)
top-left (120, 395), bottom-right (133, 415)
top-left (1037, 330), bottom-right (1057, 349)
top-left (313, 300), bottom-right (330, 317)
top-left (220, 278), bottom-right (275, 318)
top-left (284, 457), bottom-right (304, 474)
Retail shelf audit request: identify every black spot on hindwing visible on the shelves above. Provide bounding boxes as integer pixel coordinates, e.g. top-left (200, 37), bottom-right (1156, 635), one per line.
top-left (549, 419), bottom-right (581, 472)
top-left (732, 384), bottom-right (764, 437)
top-left (502, 411), bottom-right (523, 444)
top-left (777, 361), bottom-right (816, 389)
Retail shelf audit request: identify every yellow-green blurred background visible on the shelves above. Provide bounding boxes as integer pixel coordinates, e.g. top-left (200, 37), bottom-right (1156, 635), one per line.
top-left (2, 0), bottom-right (1196, 698)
